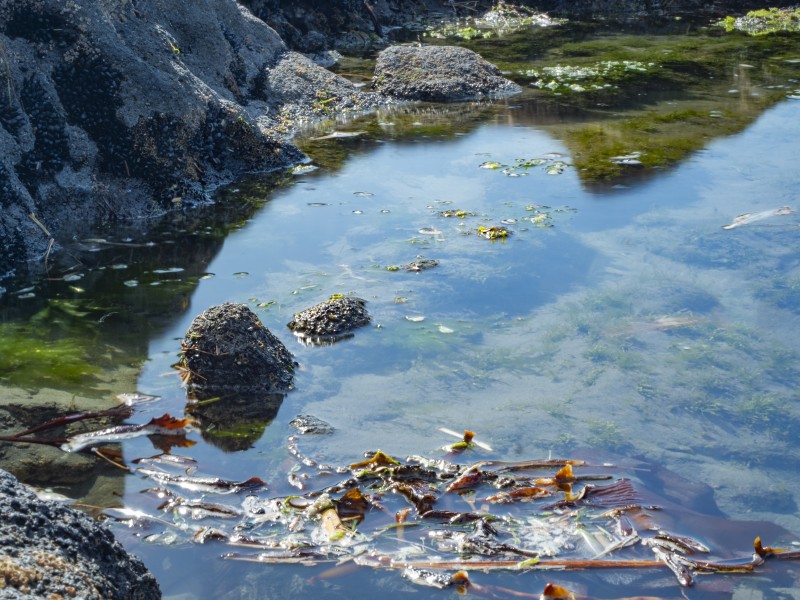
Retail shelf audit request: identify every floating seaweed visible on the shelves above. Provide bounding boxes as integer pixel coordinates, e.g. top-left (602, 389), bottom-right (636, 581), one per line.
top-left (92, 429), bottom-right (800, 596)
top-left (477, 225), bottom-right (512, 240)
top-left (60, 414), bottom-right (194, 453)
top-left (721, 206), bottom-right (793, 230)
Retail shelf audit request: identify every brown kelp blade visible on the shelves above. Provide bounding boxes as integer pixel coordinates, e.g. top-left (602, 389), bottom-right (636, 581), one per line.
top-left (61, 414), bottom-right (194, 452)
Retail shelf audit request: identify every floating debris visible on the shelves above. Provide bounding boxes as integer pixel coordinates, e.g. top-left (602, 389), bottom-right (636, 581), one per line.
top-left (477, 226), bottom-right (512, 240)
top-left (439, 427), bottom-right (492, 451)
top-left (311, 131), bottom-right (367, 141)
top-left (91, 426), bottom-right (800, 595)
top-left (721, 206), bottom-right (793, 230)
top-left (114, 393), bottom-right (160, 406)
top-left (418, 226), bottom-right (442, 235)
top-left (61, 414), bottom-right (193, 453)
top-left (609, 152), bottom-right (643, 165)
top-left (440, 209), bottom-right (474, 218)
top-left (151, 267), bottom-right (184, 274)
top-left (137, 469), bottom-right (266, 494)
top-left (291, 164), bottom-right (318, 175)
top-left (481, 156), bottom-right (571, 177)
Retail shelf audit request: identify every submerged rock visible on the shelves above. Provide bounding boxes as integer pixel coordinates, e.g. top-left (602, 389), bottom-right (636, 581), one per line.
top-left (289, 414), bottom-right (335, 435)
top-left (179, 303), bottom-right (295, 394)
top-left (0, 469), bottom-right (159, 599)
top-left (373, 45), bottom-right (522, 102)
top-left (287, 295), bottom-right (371, 342)
top-left (404, 258), bottom-right (439, 272)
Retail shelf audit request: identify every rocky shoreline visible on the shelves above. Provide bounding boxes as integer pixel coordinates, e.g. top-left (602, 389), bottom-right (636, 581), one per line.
top-left (0, 468), bottom-right (160, 599)
top-left (0, 0), bottom-right (786, 281)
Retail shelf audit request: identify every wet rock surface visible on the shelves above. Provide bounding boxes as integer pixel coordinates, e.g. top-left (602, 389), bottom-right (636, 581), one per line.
top-left (0, 0), bottom-right (377, 278)
top-left (373, 45), bottom-right (522, 102)
top-left (0, 469), bottom-right (160, 599)
top-left (289, 414), bottom-right (335, 435)
top-left (180, 303), bottom-right (296, 394)
top-left (404, 257), bottom-right (439, 272)
top-left (287, 295), bottom-right (371, 342)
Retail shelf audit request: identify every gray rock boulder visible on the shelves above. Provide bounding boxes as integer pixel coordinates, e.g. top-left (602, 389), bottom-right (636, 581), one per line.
top-left (179, 303), bottom-right (295, 394)
top-left (0, 0), bottom-right (374, 277)
top-left (0, 469), bottom-right (159, 599)
top-left (372, 44), bottom-right (521, 102)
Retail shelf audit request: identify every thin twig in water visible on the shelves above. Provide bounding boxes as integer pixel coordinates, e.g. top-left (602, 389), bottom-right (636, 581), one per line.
top-left (28, 213), bottom-right (51, 237)
top-left (92, 448), bottom-right (131, 471)
top-left (14, 405), bottom-right (131, 438)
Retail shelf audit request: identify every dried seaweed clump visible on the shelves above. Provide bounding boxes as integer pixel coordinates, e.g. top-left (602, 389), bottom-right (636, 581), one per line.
top-left (287, 295), bottom-right (371, 342)
top-left (180, 303), bottom-right (295, 393)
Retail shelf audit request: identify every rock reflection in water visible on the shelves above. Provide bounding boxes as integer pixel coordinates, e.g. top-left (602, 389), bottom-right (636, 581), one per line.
top-left (186, 389), bottom-right (285, 452)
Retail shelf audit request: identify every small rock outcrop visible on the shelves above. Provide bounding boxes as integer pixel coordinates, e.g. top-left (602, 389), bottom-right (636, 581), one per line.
top-left (179, 303), bottom-right (295, 394)
top-left (287, 295), bottom-right (371, 342)
top-left (373, 45), bottom-right (522, 102)
top-left (0, 469), bottom-right (160, 599)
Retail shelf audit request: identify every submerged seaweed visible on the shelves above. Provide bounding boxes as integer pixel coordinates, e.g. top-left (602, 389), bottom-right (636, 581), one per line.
top-left (101, 435), bottom-right (800, 594)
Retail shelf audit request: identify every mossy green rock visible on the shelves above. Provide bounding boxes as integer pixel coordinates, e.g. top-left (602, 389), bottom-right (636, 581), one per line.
top-left (373, 45), bottom-right (521, 102)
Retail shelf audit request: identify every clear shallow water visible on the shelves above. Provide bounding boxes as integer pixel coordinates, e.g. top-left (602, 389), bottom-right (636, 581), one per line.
top-left (3, 22), bottom-right (800, 600)
top-left (125, 97), bottom-right (800, 598)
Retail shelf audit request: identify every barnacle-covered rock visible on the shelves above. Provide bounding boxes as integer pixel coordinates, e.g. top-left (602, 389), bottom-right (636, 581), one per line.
top-left (0, 469), bottom-right (160, 599)
top-left (179, 303), bottom-right (295, 394)
top-left (287, 295), bottom-right (371, 343)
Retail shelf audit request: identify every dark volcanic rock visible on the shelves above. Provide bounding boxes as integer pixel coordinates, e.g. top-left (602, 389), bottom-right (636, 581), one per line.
top-left (179, 303), bottom-right (295, 394)
top-left (287, 295), bottom-right (371, 342)
top-left (0, 0), bottom-right (374, 278)
top-left (373, 45), bottom-right (522, 102)
top-left (0, 469), bottom-right (159, 599)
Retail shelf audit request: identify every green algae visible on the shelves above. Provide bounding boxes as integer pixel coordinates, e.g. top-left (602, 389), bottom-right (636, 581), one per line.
top-left (0, 301), bottom-right (103, 386)
top-left (562, 108), bottom-right (749, 180)
top-left (718, 8), bottom-right (800, 36)
top-left (446, 22), bottom-right (800, 184)
top-left (522, 60), bottom-right (660, 94)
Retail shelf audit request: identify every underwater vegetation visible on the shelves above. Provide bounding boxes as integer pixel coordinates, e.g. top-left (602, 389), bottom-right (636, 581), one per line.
top-left (0, 300), bottom-right (108, 387)
top-left (521, 60), bottom-right (659, 94)
top-left (423, 9), bottom-right (800, 184)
